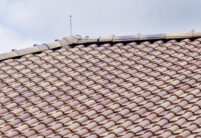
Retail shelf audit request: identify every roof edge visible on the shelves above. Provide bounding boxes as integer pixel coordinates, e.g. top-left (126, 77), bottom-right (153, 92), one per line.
top-left (1, 31), bottom-right (201, 61)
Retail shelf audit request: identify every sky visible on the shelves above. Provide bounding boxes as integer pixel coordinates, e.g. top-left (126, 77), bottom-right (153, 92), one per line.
top-left (0, 0), bottom-right (201, 53)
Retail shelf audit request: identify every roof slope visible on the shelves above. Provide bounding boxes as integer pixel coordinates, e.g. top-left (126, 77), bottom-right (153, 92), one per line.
top-left (1, 32), bottom-right (201, 137)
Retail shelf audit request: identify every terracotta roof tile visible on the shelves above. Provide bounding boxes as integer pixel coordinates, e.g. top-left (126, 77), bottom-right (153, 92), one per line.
top-left (1, 32), bottom-right (201, 137)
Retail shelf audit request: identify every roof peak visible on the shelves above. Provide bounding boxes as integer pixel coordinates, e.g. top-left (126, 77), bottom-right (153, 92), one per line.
top-left (1, 31), bottom-right (201, 61)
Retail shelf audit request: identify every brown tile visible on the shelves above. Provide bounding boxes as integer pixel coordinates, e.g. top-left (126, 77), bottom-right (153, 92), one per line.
top-left (1, 37), bottom-right (201, 137)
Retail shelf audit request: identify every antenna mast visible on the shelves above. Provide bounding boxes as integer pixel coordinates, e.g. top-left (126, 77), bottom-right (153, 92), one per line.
top-left (70, 15), bottom-right (72, 36)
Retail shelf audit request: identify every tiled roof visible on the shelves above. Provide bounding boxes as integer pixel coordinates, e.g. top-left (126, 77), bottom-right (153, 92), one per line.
top-left (1, 31), bottom-right (201, 137)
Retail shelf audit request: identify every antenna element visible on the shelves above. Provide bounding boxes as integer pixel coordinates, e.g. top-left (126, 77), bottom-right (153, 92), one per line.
top-left (70, 15), bottom-right (72, 36)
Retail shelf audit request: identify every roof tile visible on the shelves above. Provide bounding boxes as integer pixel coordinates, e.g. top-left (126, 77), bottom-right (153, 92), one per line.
top-left (1, 34), bottom-right (201, 137)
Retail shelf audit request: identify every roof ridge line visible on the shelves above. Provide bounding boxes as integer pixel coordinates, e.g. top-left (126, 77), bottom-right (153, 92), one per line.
top-left (0, 31), bottom-right (201, 61)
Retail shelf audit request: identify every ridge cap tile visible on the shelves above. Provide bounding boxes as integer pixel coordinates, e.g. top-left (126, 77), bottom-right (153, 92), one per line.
top-left (0, 31), bottom-right (201, 61)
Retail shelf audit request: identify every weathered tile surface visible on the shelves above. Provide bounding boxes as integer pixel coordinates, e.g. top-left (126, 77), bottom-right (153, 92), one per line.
top-left (1, 38), bottom-right (201, 137)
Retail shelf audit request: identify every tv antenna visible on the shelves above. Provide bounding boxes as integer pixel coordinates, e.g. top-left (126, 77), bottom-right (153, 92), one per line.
top-left (70, 15), bottom-right (72, 36)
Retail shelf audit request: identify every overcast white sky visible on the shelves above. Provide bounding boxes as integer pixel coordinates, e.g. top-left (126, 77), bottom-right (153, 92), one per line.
top-left (0, 0), bottom-right (201, 53)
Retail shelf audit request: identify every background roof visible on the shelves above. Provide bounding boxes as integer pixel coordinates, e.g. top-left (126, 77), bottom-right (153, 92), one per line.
top-left (0, 0), bottom-right (201, 53)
